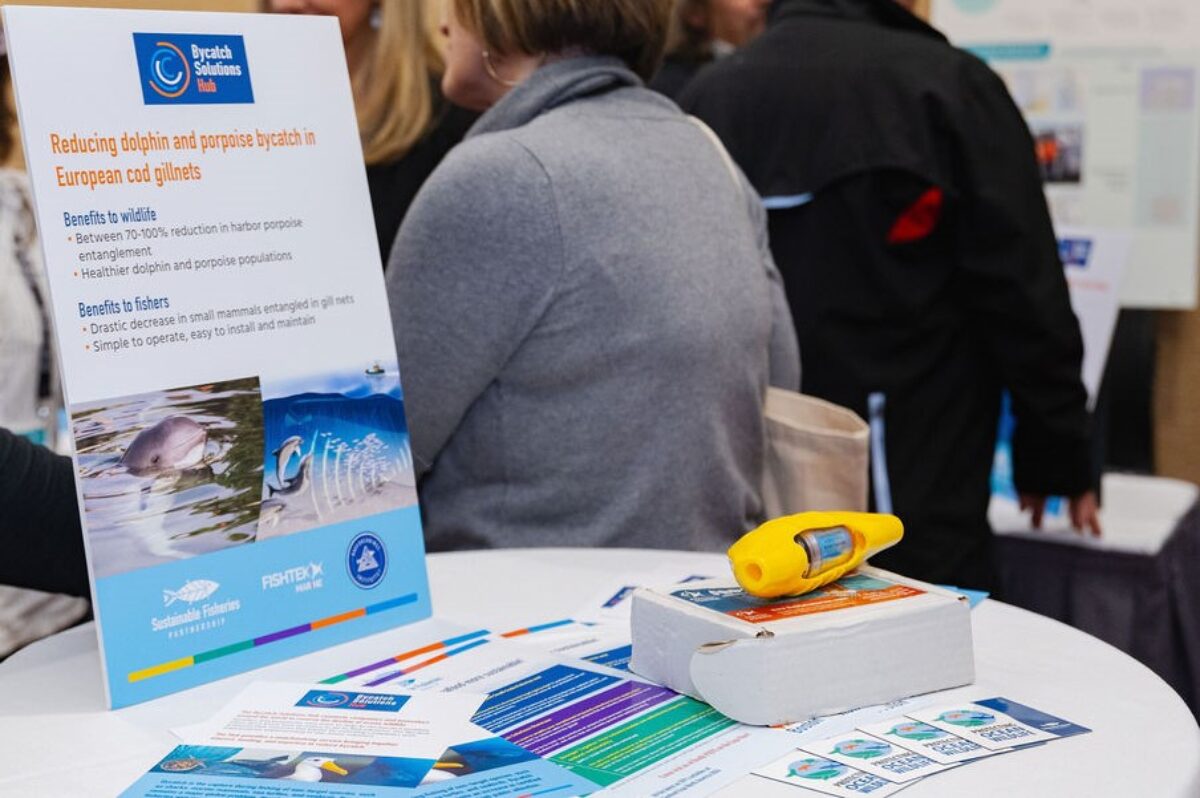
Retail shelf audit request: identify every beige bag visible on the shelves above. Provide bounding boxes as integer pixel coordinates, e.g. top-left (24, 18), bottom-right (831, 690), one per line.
top-left (762, 387), bottom-right (870, 518)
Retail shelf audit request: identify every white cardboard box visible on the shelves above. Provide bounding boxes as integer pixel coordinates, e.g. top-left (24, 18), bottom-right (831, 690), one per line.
top-left (629, 567), bottom-right (974, 726)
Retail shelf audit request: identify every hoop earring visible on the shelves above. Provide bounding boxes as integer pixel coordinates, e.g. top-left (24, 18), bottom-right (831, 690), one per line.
top-left (482, 50), bottom-right (519, 87)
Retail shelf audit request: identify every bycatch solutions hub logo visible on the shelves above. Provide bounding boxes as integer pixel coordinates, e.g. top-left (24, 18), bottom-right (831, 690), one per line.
top-left (298, 690), bottom-right (410, 713)
top-left (132, 33), bottom-right (253, 105)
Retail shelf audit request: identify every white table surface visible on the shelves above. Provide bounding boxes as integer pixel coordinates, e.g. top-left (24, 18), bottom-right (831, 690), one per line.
top-left (0, 548), bottom-right (1197, 797)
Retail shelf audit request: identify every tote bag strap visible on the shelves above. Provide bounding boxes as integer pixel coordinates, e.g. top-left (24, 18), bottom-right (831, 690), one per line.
top-left (690, 115), bottom-right (745, 197)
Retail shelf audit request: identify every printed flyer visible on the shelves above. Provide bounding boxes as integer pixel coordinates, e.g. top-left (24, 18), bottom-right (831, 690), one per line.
top-left (326, 633), bottom-right (801, 798)
top-left (122, 683), bottom-right (502, 797)
top-left (3, 7), bottom-right (431, 707)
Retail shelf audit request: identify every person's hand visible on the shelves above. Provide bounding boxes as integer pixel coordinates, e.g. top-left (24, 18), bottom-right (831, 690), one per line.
top-left (1069, 490), bottom-right (1102, 537)
top-left (1019, 491), bottom-right (1101, 537)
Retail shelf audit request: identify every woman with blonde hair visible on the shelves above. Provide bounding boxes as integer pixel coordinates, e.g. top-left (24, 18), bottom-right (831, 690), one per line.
top-left (387, 0), bottom-right (799, 552)
top-left (268, 0), bottom-right (475, 260)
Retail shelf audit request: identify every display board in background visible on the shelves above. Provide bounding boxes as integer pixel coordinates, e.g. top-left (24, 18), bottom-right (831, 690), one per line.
top-left (932, 0), bottom-right (1200, 309)
top-left (4, 7), bottom-right (431, 707)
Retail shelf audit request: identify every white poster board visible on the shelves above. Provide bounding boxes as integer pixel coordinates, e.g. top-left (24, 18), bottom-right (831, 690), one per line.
top-left (933, 0), bottom-right (1200, 309)
top-left (4, 7), bottom-right (431, 707)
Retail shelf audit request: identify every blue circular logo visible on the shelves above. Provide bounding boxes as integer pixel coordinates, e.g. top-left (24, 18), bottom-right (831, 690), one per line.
top-left (347, 532), bottom-right (387, 589)
top-left (148, 41), bottom-right (191, 99)
top-left (788, 758), bottom-right (847, 781)
top-left (833, 739), bottom-right (891, 759)
top-left (890, 722), bottom-right (945, 741)
top-left (306, 692), bottom-right (350, 708)
top-left (939, 709), bottom-right (995, 727)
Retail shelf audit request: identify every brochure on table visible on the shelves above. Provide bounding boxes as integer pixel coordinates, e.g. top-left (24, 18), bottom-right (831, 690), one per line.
top-left (932, 0), bottom-right (1200, 309)
top-left (320, 631), bottom-right (802, 797)
top-left (124, 683), bottom-right (489, 797)
top-left (3, 7), bottom-right (430, 707)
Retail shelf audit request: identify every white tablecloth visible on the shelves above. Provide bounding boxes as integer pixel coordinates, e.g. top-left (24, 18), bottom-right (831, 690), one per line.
top-left (0, 548), bottom-right (1197, 797)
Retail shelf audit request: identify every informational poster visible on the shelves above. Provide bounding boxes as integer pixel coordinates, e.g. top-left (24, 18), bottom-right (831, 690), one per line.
top-left (933, 0), bottom-right (1200, 309)
top-left (4, 7), bottom-right (431, 707)
top-left (1056, 227), bottom-right (1131, 405)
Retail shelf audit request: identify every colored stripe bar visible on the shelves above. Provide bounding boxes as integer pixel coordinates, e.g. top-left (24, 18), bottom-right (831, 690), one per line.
top-left (321, 628), bottom-right (491, 684)
top-left (255, 623), bottom-right (310, 646)
top-left (127, 592), bottom-right (419, 684)
top-left (194, 639), bottom-right (255, 665)
top-left (128, 656), bottom-right (193, 683)
top-left (366, 638), bottom-right (490, 687)
top-left (501, 619), bottom-right (575, 638)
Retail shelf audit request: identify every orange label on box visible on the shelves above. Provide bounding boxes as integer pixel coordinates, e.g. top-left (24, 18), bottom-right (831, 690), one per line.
top-left (670, 573), bottom-right (925, 625)
top-left (728, 583), bottom-right (924, 624)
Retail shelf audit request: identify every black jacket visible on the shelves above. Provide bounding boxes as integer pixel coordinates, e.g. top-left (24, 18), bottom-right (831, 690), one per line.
top-left (366, 99), bottom-right (476, 264)
top-left (0, 429), bottom-right (89, 597)
top-left (681, 0), bottom-right (1092, 588)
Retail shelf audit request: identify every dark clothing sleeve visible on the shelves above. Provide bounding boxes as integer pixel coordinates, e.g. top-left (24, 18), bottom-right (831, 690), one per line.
top-left (950, 58), bottom-right (1093, 497)
top-left (0, 429), bottom-right (90, 597)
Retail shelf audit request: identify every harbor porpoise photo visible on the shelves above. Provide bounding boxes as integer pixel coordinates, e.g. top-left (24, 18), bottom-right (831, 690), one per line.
top-left (120, 415), bottom-right (208, 475)
top-left (72, 378), bottom-right (265, 578)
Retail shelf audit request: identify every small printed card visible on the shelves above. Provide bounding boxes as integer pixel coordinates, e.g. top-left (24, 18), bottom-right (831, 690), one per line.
top-left (802, 731), bottom-right (955, 783)
top-left (905, 697), bottom-right (1086, 751)
top-left (755, 752), bottom-right (910, 797)
top-left (858, 717), bottom-right (997, 765)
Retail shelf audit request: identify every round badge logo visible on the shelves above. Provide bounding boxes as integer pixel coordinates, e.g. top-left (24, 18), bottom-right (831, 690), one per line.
top-left (347, 532), bottom-right (387, 589)
top-left (890, 722), bottom-right (946, 741)
top-left (939, 709), bottom-right (995, 728)
top-left (305, 692), bottom-right (351, 708)
top-left (148, 41), bottom-right (191, 99)
top-left (788, 758), bottom-right (847, 781)
top-left (833, 739), bottom-right (891, 760)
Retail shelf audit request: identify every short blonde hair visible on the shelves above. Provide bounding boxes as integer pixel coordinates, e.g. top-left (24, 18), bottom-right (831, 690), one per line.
top-left (453, 0), bottom-right (672, 81)
top-left (357, 2), bottom-right (444, 165)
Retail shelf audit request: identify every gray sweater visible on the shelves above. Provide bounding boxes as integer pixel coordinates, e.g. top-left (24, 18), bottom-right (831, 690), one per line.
top-left (387, 56), bottom-right (799, 552)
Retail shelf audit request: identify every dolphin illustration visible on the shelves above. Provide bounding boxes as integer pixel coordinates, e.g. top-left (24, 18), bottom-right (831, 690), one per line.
top-left (272, 435), bottom-right (303, 487)
top-left (120, 416), bottom-right (207, 475)
top-left (269, 453), bottom-right (312, 497)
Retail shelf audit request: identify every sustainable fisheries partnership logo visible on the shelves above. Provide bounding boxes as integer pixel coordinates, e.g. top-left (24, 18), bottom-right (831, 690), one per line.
top-left (297, 690), bottom-right (410, 713)
top-left (163, 579), bottom-right (219, 607)
top-left (133, 33), bottom-right (253, 105)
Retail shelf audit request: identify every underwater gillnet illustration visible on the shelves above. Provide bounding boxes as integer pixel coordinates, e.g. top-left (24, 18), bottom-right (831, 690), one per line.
top-left (257, 361), bottom-right (417, 540)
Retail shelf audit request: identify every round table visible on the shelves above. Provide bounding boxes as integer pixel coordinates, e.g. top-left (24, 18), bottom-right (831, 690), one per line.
top-left (1, 548), bottom-right (1197, 796)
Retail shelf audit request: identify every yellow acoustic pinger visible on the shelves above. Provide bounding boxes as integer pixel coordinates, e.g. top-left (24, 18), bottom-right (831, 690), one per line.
top-left (728, 511), bottom-right (904, 598)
